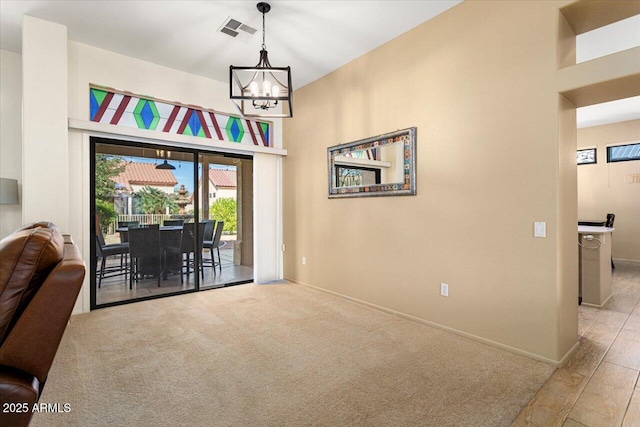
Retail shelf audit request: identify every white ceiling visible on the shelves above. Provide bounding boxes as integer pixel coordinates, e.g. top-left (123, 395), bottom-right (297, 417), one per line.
top-left (1, 1), bottom-right (638, 128)
top-left (0, 0), bottom-right (462, 88)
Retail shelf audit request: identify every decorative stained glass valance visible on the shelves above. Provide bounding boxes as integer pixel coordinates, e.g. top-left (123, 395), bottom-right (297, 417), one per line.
top-left (89, 86), bottom-right (270, 147)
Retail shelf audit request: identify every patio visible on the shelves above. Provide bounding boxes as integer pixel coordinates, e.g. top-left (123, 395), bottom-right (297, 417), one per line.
top-left (96, 238), bottom-right (253, 305)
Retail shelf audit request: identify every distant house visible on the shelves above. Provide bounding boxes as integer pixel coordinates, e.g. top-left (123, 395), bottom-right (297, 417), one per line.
top-left (187, 168), bottom-right (237, 213)
top-left (205, 169), bottom-right (237, 203)
top-left (112, 162), bottom-right (178, 214)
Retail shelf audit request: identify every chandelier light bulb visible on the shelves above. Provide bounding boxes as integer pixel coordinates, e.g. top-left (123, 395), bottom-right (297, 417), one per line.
top-left (249, 81), bottom-right (259, 96)
top-left (272, 85), bottom-right (280, 97)
top-left (262, 80), bottom-right (271, 96)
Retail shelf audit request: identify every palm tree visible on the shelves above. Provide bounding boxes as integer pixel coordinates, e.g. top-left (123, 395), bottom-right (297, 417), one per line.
top-left (136, 185), bottom-right (178, 214)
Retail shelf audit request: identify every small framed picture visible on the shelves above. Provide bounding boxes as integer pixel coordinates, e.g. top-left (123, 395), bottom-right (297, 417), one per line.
top-left (577, 148), bottom-right (596, 165)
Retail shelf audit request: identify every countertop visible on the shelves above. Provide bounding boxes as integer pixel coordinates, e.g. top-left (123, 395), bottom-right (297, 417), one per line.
top-left (578, 226), bottom-right (615, 234)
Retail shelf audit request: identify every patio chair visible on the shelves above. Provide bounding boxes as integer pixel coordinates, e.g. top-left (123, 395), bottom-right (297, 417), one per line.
top-left (128, 225), bottom-right (162, 289)
top-left (203, 220), bottom-right (225, 272)
top-left (201, 220), bottom-right (216, 268)
top-left (164, 222), bottom-right (205, 284)
top-left (117, 221), bottom-right (140, 243)
top-left (95, 227), bottom-right (129, 288)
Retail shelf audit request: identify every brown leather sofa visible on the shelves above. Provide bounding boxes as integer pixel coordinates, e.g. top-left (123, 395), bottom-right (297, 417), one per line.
top-left (0, 222), bottom-right (85, 427)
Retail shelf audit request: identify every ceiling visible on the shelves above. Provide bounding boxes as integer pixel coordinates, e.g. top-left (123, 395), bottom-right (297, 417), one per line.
top-left (1, 1), bottom-right (638, 128)
top-left (0, 0), bottom-right (462, 88)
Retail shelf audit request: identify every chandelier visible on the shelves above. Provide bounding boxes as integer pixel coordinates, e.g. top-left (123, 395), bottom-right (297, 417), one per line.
top-left (230, 2), bottom-right (292, 118)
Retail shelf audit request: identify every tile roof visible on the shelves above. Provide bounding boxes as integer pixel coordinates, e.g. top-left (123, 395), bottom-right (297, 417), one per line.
top-left (208, 169), bottom-right (236, 188)
top-left (113, 162), bottom-right (178, 191)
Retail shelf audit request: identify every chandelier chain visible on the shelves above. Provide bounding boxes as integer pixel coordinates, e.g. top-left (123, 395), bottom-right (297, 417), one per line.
top-left (261, 10), bottom-right (266, 50)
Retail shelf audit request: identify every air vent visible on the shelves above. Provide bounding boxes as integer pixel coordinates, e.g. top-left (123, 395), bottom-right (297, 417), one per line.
top-left (219, 17), bottom-right (258, 42)
top-left (239, 24), bottom-right (257, 35)
top-left (227, 19), bottom-right (242, 30)
top-left (221, 27), bottom-right (239, 38)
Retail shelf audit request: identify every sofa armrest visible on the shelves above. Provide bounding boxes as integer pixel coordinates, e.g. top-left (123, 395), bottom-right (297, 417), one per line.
top-left (0, 242), bottom-right (85, 383)
top-left (0, 366), bottom-right (40, 427)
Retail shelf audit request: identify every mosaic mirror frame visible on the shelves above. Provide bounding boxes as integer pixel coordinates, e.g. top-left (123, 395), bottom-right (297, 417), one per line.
top-left (327, 127), bottom-right (417, 198)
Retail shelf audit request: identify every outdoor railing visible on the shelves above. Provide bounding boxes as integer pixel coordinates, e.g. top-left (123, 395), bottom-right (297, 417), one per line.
top-left (106, 214), bottom-right (236, 236)
top-left (106, 214), bottom-right (183, 234)
top-left (116, 214), bottom-right (173, 225)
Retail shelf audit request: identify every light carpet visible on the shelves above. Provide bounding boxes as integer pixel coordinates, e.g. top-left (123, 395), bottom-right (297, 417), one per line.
top-left (32, 282), bottom-right (554, 426)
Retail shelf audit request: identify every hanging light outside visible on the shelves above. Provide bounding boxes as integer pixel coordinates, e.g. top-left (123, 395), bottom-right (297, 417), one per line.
top-left (230, 2), bottom-right (292, 118)
top-left (155, 149), bottom-right (176, 170)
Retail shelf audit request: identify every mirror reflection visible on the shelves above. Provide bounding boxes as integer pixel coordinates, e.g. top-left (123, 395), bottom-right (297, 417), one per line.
top-left (334, 142), bottom-right (405, 187)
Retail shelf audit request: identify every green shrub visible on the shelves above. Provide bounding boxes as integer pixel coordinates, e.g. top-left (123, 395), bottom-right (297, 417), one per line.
top-left (210, 198), bottom-right (237, 233)
top-left (96, 199), bottom-right (116, 233)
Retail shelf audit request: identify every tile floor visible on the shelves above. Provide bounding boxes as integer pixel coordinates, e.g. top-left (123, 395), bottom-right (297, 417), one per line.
top-left (512, 260), bottom-right (640, 427)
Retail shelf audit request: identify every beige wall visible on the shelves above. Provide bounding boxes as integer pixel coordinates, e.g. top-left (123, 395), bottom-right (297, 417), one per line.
top-left (558, 94), bottom-right (579, 359)
top-left (0, 49), bottom-right (23, 239)
top-left (577, 119), bottom-right (640, 261)
top-left (284, 1), bottom-right (578, 362)
top-left (22, 16), bottom-right (69, 229)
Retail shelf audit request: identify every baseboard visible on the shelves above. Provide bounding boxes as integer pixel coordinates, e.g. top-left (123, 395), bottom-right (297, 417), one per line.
top-left (284, 277), bottom-right (571, 367)
top-left (257, 279), bottom-right (289, 285)
top-left (557, 340), bottom-right (581, 368)
top-left (582, 293), bottom-right (613, 309)
top-left (613, 258), bottom-right (640, 264)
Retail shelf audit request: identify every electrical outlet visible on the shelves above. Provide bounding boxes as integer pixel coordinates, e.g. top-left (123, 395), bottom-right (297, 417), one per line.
top-left (440, 283), bottom-right (449, 297)
top-left (282, 244), bottom-right (286, 252)
top-left (302, 256), bottom-right (307, 265)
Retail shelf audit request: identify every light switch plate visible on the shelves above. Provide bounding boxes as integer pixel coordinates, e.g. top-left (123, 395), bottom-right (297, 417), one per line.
top-left (534, 222), bottom-right (546, 238)
top-left (440, 283), bottom-right (449, 297)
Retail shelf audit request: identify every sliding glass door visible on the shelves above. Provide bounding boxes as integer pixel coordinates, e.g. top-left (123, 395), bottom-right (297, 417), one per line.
top-left (91, 137), bottom-right (253, 309)
top-left (198, 154), bottom-right (254, 289)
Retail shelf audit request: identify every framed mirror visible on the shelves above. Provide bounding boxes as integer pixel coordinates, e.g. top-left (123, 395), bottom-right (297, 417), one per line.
top-left (327, 127), bottom-right (416, 198)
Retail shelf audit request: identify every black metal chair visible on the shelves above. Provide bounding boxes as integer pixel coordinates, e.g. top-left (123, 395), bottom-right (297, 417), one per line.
top-left (201, 220), bottom-right (216, 269)
top-left (95, 228), bottom-right (129, 288)
top-left (163, 219), bottom-right (185, 226)
top-left (606, 213), bottom-right (615, 228)
top-left (203, 220), bottom-right (225, 273)
top-left (606, 213), bottom-right (615, 269)
top-left (117, 221), bottom-right (140, 243)
top-left (165, 222), bottom-right (205, 284)
top-left (128, 224), bottom-right (162, 289)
